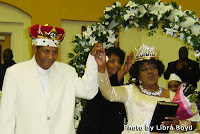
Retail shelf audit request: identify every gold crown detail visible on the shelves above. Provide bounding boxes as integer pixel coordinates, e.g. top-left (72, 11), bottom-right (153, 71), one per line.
top-left (134, 44), bottom-right (160, 61)
top-left (37, 24), bottom-right (62, 41)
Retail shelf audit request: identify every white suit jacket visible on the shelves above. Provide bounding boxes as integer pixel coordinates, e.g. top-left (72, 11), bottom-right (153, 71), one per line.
top-left (0, 54), bottom-right (98, 134)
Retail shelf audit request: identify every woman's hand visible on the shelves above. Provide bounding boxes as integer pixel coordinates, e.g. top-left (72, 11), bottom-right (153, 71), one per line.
top-left (161, 117), bottom-right (179, 128)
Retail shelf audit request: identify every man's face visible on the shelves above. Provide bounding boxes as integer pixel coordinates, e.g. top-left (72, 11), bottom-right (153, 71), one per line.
top-left (34, 46), bottom-right (58, 70)
top-left (3, 51), bottom-right (13, 65)
top-left (179, 47), bottom-right (188, 60)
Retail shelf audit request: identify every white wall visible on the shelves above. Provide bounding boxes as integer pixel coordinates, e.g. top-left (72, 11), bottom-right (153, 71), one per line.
top-left (0, 2), bottom-right (31, 63)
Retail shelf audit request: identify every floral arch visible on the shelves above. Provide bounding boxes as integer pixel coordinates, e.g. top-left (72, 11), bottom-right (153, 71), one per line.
top-left (70, 0), bottom-right (200, 129)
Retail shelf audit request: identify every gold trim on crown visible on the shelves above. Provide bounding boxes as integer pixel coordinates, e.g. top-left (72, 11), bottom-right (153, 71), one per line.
top-left (134, 44), bottom-right (160, 61)
top-left (37, 25), bottom-right (62, 41)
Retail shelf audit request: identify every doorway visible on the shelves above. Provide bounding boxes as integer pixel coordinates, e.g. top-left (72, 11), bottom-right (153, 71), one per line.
top-left (0, 33), bottom-right (11, 64)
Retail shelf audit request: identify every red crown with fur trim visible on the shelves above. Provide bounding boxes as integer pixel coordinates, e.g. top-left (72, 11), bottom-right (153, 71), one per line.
top-left (28, 24), bottom-right (65, 47)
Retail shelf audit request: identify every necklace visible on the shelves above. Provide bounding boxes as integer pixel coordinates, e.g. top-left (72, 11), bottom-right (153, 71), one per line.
top-left (139, 84), bottom-right (163, 96)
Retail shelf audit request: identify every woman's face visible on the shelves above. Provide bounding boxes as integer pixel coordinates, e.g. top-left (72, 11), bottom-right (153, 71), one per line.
top-left (106, 54), bottom-right (122, 77)
top-left (138, 62), bottom-right (159, 87)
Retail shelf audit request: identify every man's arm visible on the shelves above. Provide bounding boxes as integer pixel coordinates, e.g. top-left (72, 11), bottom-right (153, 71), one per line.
top-left (164, 62), bottom-right (177, 79)
top-left (177, 60), bottom-right (200, 83)
top-left (74, 43), bottom-right (106, 100)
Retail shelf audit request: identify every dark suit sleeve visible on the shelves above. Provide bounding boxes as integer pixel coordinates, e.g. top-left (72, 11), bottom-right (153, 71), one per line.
top-left (176, 60), bottom-right (200, 83)
top-left (164, 62), bottom-right (177, 80)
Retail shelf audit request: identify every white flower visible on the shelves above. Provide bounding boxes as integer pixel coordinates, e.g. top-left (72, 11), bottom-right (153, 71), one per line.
top-left (92, 25), bottom-right (97, 31)
top-left (75, 34), bottom-right (82, 39)
top-left (104, 7), bottom-right (113, 12)
top-left (194, 51), bottom-right (200, 58)
top-left (179, 33), bottom-right (185, 40)
top-left (102, 42), bottom-right (107, 48)
top-left (167, 9), bottom-right (184, 22)
top-left (124, 26), bottom-right (129, 32)
top-left (107, 34), bottom-right (116, 43)
top-left (138, 5), bottom-right (147, 17)
top-left (179, 16), bottom-right (196, 28)
top-left (134, 22), bottom-right (139, 27)
top-left (98, 32), bottom-right (101, 37)
top-left (79, 41), bottom-right (86, 47)
top-left (82, 27), bottom-right (93, 39)
top-left (112, 5), bottom-right (116, 8)
top-left (157, 13), bottom-right (162, 21)
top-left (89, 36), bottom-right (98, 45)
top-left (191, 24), bottom-right (200, 36)
top-left (174, 24), bottom-right (179, 30)
top-left (84, 48), bottom-right (90, 52)
top-left (187, 36), bottom-right (191, 44)
top-left (124, 14), bottom-right (130, 21)
top-left (105, 14), bottom-right (110, 19)
top-left (165, 28), bottom-right (178, 36)
top-left (126, 1), bottom-right (137, 8)
top-left (150, 1), bottom-right (173, 16)
top-left (143, 4), bottom-right (149, 8)
top-left (108, 29), bottom-right (114, 35)
top-left (184, 28), bottom-right (190, 34)
top-left (150, 9), bottom-right (158, 16)
top-left (126, 9), bottom-right (138, 18)
top-left (74, 119), bottom-right (80, 130)
top-left (105, 22), bottom-right (109, 25)
top-left (190, 41), bottom-right (193, 46)
top-left (148, 23), bottom-right (153, 28)
top-left (174, 16), bottom-right (179, 23)
top-left (76, 65), bottom-right (84, 69)
top-left (116, 2), bottom-right (121, 7)
top-left (169, 23), bottom-right (174, 27)
top-left (104, 43), bottom-right (114, 49)
top-left (178, 5), bottom-right (182, 10)
top-left (102, 31), bottom-right (107, 35)
top-left (76, 103), bottom-right (83, 112)
top-left (73, 42), bottom-right (79, 46)
top-left (160, 4), bottom-right (173, 14)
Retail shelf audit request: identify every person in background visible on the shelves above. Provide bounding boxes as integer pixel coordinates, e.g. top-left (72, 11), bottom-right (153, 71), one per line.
top-left (0, 24), bottom-right (105, 134)
top-left (164, 46), bottom-right (200, 88)
top-left (0, 48), bottom-right (16, 91)
top-left (168, 73), bottom-right (182, 92)
top-left (77, 47), bottom-right (133, 134)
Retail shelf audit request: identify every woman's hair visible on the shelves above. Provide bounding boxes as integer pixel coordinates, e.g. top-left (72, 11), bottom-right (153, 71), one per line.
top-left (105, 47), bottom-right (126, 65)
top-left (129, 58), bottom-right (165, 85)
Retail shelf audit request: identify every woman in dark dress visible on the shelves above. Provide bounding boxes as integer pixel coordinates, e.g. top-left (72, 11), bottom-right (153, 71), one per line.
top-left (77, 47), bottom-right (133, 134)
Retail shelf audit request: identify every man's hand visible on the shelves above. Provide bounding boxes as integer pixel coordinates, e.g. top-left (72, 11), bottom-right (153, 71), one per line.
top-left (90, 43), bottom-right (106, 73)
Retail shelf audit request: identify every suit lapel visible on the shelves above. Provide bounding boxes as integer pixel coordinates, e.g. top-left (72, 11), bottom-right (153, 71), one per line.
top-left (46, 62), bottom-right (62, 112)
top-left (29, 57), bottom-right (47, 101)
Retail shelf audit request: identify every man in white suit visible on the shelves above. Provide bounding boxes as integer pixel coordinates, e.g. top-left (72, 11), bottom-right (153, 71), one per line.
top-left (0, 24), bottom-right (105, 134)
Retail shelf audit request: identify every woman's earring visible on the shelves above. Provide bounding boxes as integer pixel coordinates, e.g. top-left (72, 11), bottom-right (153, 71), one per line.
top-left (139, 80), bottom-right (142, 84)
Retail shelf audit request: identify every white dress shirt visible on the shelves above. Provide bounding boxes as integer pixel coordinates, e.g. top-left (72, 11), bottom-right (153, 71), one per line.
top-left (35, 58), bottom-right (50, 97)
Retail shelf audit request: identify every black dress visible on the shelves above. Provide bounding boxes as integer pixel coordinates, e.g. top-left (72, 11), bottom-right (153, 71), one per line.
top-left (77, 73), bottom-right (127, 134)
